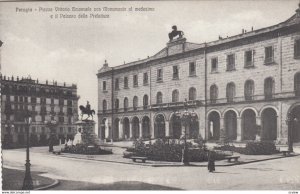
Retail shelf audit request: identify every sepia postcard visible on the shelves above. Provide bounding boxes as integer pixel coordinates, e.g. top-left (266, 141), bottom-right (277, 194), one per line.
top-left (0, 0), bottom-right (300, 193)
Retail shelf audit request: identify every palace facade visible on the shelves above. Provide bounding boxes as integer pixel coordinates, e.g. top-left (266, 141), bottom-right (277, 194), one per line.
top-left (97, 5), bottom-right (300, 144)
top-left (1, 75), bottom-right (80, 148)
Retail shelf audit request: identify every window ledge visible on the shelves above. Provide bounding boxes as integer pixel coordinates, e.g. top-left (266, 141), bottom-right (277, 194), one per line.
top-left (124, 86), bottom-right (129, 89)
top-left (143, 83), bottom-right (149, 86)
top-left (189, 74), bottom-right (197, 77)
top-left (156, 80), bottom-right (163, 83)
top-left (264, 61), bottom-right (277, 66)
top-left (103, 90), bottom-right (108, 93)
top-left (133, 85), bottom-right (139, 88)
top-left (172, 77), bottom-right (179, 80)
top-left (211, 71), bottom-right (219, 74)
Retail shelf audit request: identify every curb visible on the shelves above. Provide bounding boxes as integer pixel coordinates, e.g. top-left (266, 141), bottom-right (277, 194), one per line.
top-left (35, 179), bottom-right (60, 190)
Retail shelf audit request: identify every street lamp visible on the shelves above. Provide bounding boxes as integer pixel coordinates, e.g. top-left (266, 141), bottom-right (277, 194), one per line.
top-left (22, 110), bottom-right (33, 190)
top-left (175, 99), bottom-right (197, 166)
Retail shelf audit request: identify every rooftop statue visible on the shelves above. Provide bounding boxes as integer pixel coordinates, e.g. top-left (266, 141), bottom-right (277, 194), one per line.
top-left (79, 101), bottom-right (95, 120)
top-left (168, 25), bottom-right (184, 41)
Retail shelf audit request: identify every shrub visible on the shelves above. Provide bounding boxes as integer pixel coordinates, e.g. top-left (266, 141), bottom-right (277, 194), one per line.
top-left (214, 141), bottom-right (279, 155)
top-left (127, 138), bottom-right (225, 162)
top-left (62, 144), bottom-right (113, 155)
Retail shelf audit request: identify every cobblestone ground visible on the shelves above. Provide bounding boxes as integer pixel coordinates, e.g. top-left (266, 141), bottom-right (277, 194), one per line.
top-left (2, 147), bottom-right (300, 190)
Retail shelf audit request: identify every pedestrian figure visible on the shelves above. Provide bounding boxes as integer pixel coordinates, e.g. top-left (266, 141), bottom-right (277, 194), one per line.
top-left (207, 150), bottom-right (215, 173)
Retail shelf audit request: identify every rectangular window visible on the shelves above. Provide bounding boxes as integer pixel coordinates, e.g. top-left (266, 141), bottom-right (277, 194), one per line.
top-left (68, 127), bottom-right (72, 133)
top-left (31, 97), bottom-right (37, 104)
top-left (294, 39), bottom-right (300, 58)
top-left (59, 99), bottom-right (64, 106)
top-left (173, 66), bottom-right (179, 79)
top-left (189, 62), bottom-right (196, 76)
top-left (244, 50), bottom-right (253, 67)
top-left (67, 108), bottom-right (73, 115)
top-left (115, 78), bottom-right (119, 90)
top-left (68, 117), bottom-right (72, 124)
top-left (103, 81), bottom-right (107, 91)
top-left (143, 73), bottom-right (148, 85)
top-left (124, 77), bottom-right (129, 88)
top-left (41, 98), bottom-right (46, 104)
top-left (157, 69), bottom-right (163, 81)
top-left (265, 46), bottom-right (274, 64)
top-left (227, 54), bottom-right (235, 71)
top-left (51, 98), bottom-right (54, 104)
top-left (211, 58), bottom-right (218, 72)
top-left (41, 115), bottom-right (45, 122)
top-left (25, 97), bottom-right (28, 103)
top-left (133, 75), bottom-right (138, 87)
top-left (59, 117), bottom-right (64, 123)
top-left (67, 100), bottom-right (72, 106)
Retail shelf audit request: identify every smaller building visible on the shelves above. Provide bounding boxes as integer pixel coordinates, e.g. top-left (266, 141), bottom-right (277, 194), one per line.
top-left (1, 75), bottom-right (80, 148)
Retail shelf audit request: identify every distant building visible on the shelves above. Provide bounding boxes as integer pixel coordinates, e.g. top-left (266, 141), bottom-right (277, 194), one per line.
top-left (1, 75), bottom-right (80, 148)
top-left (97, 5), bottom-right (300, 144)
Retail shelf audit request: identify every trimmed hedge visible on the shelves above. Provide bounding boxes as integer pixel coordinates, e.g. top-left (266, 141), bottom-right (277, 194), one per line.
top-left (214, 141), bottom-right (279, 155)
top-left (125, 139), bottom-right (226, 162)
top-left (62, 144), bottom-right (113, 155)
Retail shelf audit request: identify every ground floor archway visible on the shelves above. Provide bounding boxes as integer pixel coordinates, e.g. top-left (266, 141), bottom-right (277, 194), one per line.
top-left (142, 116), bottom-right (151, 138)
top-left (154, 114), bottom-right (165, 138)
top-left (291, 105), bottom-right (300, 143)
top-left (224, 110), bottom-right (237, 141)
top-left (189, 116), bottom-right (199, 139)
top-left (261, 108), bottom-right (277, 140)
top-left (132, 117), bottom-right (140, 139)
top-left (113, 118), bottom-right (120, 140)
top-left (208, 111), bottom-right (220, 140)
top-left (242, 109), bottom-right (256, 140)
top-left (123, 117), bottom-right (130, 139)
top-left (170, 114), bottom-right (181, 139)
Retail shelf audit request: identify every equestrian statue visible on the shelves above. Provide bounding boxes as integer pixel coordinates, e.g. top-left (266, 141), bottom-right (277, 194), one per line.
top-left (168, 25), bottom-right (184, 41)
top-left (79, 101), bottom-right (95, 120)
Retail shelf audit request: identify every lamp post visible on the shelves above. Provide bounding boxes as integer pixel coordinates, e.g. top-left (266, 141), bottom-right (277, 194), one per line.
top-left (22, 110), bottom-right (33, 190)
top-left (175, 99), bottom-right (197, 166)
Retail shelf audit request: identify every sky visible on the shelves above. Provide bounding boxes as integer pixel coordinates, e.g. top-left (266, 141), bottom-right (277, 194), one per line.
top-left (0, 0), bottom-right (299, 118)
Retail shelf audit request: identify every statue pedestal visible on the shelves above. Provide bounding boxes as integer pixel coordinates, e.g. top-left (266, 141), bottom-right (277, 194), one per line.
top-left (73, 120), bottom-right (100, 146)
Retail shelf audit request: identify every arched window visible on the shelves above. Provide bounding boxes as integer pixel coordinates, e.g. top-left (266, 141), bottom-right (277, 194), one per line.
top-left (226, 82), bottom-right (235, 103)
top-left (244, 80), bottom-right (254, 101)
top-left (294, 72), bottom-right (300, 96)
top-left (264, 77), bottom-right (275, 100)
top-left (114, 99), bottom-right (119, 111)
top-left (189, 87), bottom-right (196, 101)
top-left (156, 92), bottom-right (163, 104)
top-left (210, 85), bottom-right (218, 104)
top-left (143, 95), bottom-right (149, 109)
top-left (172, 90), bottom-right (179, 103)
top-left (124, 97), bottom-right (128, 112)
top-left (102, 100), bottom-right (107, 112)
top-left (133, 96), bottom-right (138, 110)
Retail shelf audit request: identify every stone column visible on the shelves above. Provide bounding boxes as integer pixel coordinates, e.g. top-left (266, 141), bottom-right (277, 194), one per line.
top-left (256, 116), bottom-right (262, 141)
top-left (165, 121), bottom-right (170, 137)
top-left (237, 117), bottom-right (242, 141)
top-left (119, 120), bottom-right (123, 139)
top-left (139, 122), bottom-right (143, 138)
top-left (129, 121), bottom-right (133, 138)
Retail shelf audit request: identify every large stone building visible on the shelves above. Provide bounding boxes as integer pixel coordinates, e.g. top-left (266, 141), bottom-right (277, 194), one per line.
top-left (97, 5), bottom-right (300, 144)
top-left (1, 75), bottom-right (79, 148)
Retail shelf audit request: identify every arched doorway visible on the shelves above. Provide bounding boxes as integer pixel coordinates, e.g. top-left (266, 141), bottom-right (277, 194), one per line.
top-left (224, 110), bottom-right (237, 140)
top-left (189, 115), bottom-right (199, 139)
top-left (261, 108), bottom-right (277, 140)
top-left (208, 111), bottom-right (220, 140)
top-left (113, 118), bottom-right (120, 140)
top-left (291, 105), bottom-right (300, 142)
top-left (132, 117), bottom-right (140, 139)
top-left (123, 117), bottom-right (130, 139)
top-left (170, 114), bottom-right (181, 139)
top-left (142, 116), bottom-right (150, 139)
top-left (242, 109), bottom-right (256, 140)
top-left (155, 114), bottom-right (165, 138)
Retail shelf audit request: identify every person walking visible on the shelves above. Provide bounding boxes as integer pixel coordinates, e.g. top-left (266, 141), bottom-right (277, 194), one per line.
top-left (207, 150), bottom-right (215, 173)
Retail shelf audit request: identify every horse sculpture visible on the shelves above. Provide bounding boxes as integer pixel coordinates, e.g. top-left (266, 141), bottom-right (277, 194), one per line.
top-left (79, 105), bottom-right (95, 120)
top-left (168, 25), bottom-right (184, 41)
